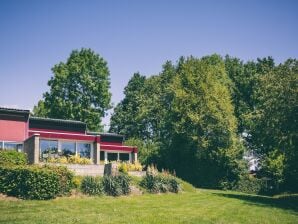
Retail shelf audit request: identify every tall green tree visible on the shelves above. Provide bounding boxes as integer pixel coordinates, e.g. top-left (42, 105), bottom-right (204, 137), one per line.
top-left (33, 48), bottom-right (111, 131)
top-left (251, 59), bottom-right (298, 191)
top-left (224, 56), bottom-right (275, 135)
top-left (166, 55), bottom-right (243, 187)
top-left (109, 72), bottom-right (146, 138)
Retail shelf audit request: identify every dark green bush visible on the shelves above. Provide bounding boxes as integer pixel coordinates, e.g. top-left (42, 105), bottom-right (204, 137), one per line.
top-left (140, 171), bottom-right (181, 193)
top-left (116, 173), bottom-right (131, 195)
top-left (102, 174), bottom-right (131, 196)
top-left (43, 165), bottom-right (74, 196)
top-left (102, 175), bottom-right (122, 196)
top-left (81, 176), bottom-right (103, 196)
top-left (0, 150), bottom-right (27, 165)
top-left (0, 165), bottom-right (74, 200)
top-left (233, 175), bottom-right (266, 194)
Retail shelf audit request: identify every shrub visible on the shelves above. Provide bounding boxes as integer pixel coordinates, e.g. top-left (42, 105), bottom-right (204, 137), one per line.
top-left (0, 165), bottom-right (74, 200)
top-left (46, 155), bottom-right (92, 165)
top-left (43, 165), bottom-right (74, 196)
top-left (116, 174), bottom-right (131, 195)
top-left (102, 174), bottom-right (131, 196)
top-left (73, 176), bottom-right (83, 189)
top-left (0, 150), bottom-right (27, 165)
top-left (58, 156), bottom-right (68, 164)
top-left (79, 157), bottom-right (92, 165)
top-left (81, 176), bottom-right (103, 196)
top-left (102, 175), bottom-right (122, 196)
top-left (233, 175), bottom-right (266, 195)
top-left (140, 165), bottom-right (181, 193)
top-left (118, 163), bottom-right (128, 174)
top-left (118, 161), bottom-right (143, 173)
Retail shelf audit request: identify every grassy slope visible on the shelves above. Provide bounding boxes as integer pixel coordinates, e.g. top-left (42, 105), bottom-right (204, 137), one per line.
top-left (0, 188), bottom-right (297, 224)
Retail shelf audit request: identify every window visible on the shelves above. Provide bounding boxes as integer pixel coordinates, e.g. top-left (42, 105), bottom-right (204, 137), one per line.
top-left (107, 152), bottom-right (118, 161)
top-left (77, 143), bottom-right (91, 158)
top-left (2, 142), bottom-right (23, 151)
top-left (60, 142), bottom-right (76, 157)
top-left (100, 151), bottom-right (105, 161)
top-left (40, 140), bottom-right (58, 160)
top-left (119, 153), bottom-right (129, 161)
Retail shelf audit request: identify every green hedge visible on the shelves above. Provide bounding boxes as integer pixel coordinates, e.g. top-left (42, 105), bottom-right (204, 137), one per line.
top-left (0, 165), bottom-right (74, 200)
top-left (0, 150), bottom-right (27, 165)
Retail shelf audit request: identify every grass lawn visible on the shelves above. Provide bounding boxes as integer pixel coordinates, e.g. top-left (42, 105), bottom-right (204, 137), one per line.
top-left (0, 189), bottom-right (297, 224)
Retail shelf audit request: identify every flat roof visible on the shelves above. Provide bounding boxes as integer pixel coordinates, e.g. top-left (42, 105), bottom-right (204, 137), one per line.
top-left (0, 107), bottom-right (30, 121)
top-left (87, 131), bottom-right (124, 138)
top-left (0, 107), bottom-right (30, 114)
top-left (29, 117), bottom-right (87, 133)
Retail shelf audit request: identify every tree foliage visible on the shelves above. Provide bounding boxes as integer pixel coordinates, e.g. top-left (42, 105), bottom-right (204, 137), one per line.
top-left (110, 73), bottom-right (146, 138)
top-left (33, 48), bottom-right (111, 131)
top-left (111, 55), bottom-right (243, 188)
top-left (251, 59), bottom-right (298, 191)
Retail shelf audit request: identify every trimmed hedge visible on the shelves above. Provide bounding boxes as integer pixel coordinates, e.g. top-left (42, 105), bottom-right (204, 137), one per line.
top-left (0, 165), bottom-right (74, 200)
top-left (0, 150), bottom-right (27, 165)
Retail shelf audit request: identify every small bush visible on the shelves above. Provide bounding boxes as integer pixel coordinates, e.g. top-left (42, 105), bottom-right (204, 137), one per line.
top-left (81, 176), bottom-right (103, 196)
top-left (102, 175), bottom-right (122, 196)
top-left (140, 165), bottom-right (180, 193)
top-left (118, 161), bottom-right (143, 173)
top-left (0, 150), bottom-right (27, 165)
top-left (118, 163), bottom-right (128, 174)
top-left (46, 155), bottom-right (92, 164)
top-left (116, 174), bottom-right (131, 195)
top-left (73, 176), bottom-right (83, 189)
top-left (0, 165), bottom-right (74, 200)
top-left (102, 174), bottom-right (131, 196)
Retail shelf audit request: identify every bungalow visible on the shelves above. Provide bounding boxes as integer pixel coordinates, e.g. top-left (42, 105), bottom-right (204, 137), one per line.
top-left (0, 107), bottom-right (137, 164)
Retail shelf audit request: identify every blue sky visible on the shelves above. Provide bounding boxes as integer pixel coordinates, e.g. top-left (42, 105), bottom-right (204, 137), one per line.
top-left (0, 0), bottom-right (297, 128)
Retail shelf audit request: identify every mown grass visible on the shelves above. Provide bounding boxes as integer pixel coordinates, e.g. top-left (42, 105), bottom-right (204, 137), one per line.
top-left (0, 188), bottom-right (297, 224)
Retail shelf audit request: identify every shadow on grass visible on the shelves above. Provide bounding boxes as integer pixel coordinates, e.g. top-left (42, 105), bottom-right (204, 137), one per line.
top-left (212, 192), bottom-right (298, 213)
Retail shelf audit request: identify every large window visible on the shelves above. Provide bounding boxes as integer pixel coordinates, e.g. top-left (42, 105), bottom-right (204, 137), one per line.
top-left (77, 143), bottom-right (91, 158)
top-left (40, 140), bottom-right (92, 161)
top-left (0, 141), bottom-right (23, 152)
top-left (60, 142), bottom-right (76, 157)
top-left (40, 140), bottom-right (58, 160)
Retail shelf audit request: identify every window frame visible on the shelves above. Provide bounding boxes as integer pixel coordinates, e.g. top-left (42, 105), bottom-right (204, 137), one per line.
top-left (39, 138), bottom-right (93, 161)
top-left (0, 140), bottom-right (23, 152)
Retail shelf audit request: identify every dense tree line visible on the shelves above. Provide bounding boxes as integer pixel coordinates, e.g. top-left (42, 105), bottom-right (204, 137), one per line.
top-left (34, 49), bottom-right (297, 192)
top-left (110, 55), bottom-right (297, 192)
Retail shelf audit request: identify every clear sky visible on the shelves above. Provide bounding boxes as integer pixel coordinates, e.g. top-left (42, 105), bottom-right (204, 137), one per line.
top-left (0, 0), bottom-right (297, 128)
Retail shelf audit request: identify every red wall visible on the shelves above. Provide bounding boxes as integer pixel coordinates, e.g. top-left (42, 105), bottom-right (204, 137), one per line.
top-left (0, 120), bottom-right (28, 142)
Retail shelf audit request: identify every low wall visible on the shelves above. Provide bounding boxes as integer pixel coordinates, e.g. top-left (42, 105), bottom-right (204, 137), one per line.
top-left (40, 163), bottom-right (145, 177)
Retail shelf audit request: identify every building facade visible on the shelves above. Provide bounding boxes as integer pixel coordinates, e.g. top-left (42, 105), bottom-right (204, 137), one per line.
top-left (0, 107), bottom-right (137, 164)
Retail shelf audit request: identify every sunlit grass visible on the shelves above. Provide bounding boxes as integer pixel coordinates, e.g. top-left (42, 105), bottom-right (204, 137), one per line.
top-left (0, 188), bottom-right (297, 224)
